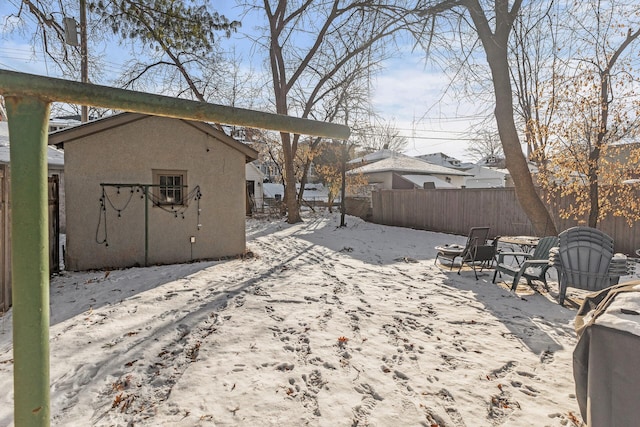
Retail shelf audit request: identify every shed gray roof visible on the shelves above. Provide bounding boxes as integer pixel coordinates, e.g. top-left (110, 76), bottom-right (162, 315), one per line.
top-left (349, 155), bottom-right (471, 176)
top-left (0, 122), bottom-right (65, 168)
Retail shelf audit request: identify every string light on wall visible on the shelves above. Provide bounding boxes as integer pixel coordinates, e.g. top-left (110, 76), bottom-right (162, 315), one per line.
top-left (146, 185), bottom-right (202, 220)
top-left (95, 183), bottom-right (202, 249)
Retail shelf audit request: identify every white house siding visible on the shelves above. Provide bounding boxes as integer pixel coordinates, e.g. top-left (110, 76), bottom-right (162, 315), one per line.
top-left (401, 174), bottom-right (455, 189)
top-left (245, 163), bottom-right (265, 209)
top-left (430, 174), bottom-right (466, 188)
top-left (62, 116), bottom-right (250, 270)
top-left (462, 165), bottom-right (508, 188)
top-left (464, 178), bottom-right (505, 188)
top-left (362, 171), bottom-right (394, 190)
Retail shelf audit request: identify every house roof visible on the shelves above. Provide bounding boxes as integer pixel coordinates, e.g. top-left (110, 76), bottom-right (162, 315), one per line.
top-left (348, 148), bottom-right (399, 164)
top-left (416, 152), bottom-right (475, 170)
top-left (246, 162), bottom-right (265, 178)
top-left (415, 152), bottom-right (459, 163)
top-left (48, 112), bottom-right (258, 163)
top-left (462, 164), bottom-right (508, 179)
top-left (0, 121), bottom-right (65, 168)
top-left (348, 155), bottom-right (471, 176)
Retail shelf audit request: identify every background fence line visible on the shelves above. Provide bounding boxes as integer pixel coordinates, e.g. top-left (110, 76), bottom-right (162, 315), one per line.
top-left (364, 188), bottom-right (640, 256)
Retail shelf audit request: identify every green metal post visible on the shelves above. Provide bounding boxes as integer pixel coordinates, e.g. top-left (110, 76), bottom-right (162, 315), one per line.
top-left (6, 95), bottom-right (51, 426)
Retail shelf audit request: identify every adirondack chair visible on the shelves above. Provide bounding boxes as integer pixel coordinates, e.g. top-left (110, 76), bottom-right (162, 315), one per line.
top-left (551, 226), bottom-right (629, 305)
top-left (435, 227), bottom-right (490, 269)
top-left (492, 235), bottom-right (559, 291)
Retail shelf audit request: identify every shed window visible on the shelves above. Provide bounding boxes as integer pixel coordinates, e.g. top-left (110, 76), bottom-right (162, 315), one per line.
top-left (153, 170), bottom-right (187, 205)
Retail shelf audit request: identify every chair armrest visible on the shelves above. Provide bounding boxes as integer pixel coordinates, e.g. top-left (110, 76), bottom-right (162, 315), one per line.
top-left (496, 251), bottom-right (531, 264)
top-left (609, 255), bottom-right (631, 276)
top-left (521, 259), bottom-right (550, 266)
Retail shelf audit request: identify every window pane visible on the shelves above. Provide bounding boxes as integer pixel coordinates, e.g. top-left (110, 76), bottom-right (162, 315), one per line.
top-left (157, 173), bottom-right (184, 204)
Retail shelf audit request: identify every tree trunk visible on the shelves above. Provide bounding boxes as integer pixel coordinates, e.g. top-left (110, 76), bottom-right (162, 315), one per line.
top-left (280, 131), bottom-right (302, 223)
top-left (488, 50), bottom-right (557, 235)
top-left (587, 151), bottom-right (600, 228)
top-left (466, 0), bottom-right (557, 236)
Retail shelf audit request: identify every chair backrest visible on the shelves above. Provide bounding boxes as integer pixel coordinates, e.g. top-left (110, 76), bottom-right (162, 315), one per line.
top-left (461, 227), bottom-right (492, 261)
top-left (531, 236), bottom-right (559, 260)
top-left (464, 227), bottom-right (490, 250)
top-left (469, 238), bottom-right (498, 262)
top-left (558, 227), bottom-right (614, 291)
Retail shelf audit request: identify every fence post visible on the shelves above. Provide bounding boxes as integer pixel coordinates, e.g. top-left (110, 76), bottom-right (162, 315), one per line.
top-left (6, 95), bottom-right (52, 426)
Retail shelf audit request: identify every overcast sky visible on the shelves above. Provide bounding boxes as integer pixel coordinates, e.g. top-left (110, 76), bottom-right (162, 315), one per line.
top-left (0, 1), bottom-right (491, 162)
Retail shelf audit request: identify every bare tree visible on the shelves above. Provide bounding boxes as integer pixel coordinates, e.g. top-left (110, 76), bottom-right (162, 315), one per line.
top-left (465, 129), bottom-right (503, 162)
top-left (541, 1), bottom-right (640, 227)
top-left (415, 0), bottom-right (558, 235)
top-left (353, 118), bottom-right (409, 153)
top-left (509, 1), bottom-right (562, 165)
top-left (5, 0), bottom-right (239, 104)
top-left (6, 0), bottom-right (78, 74)
top-left (90, 0), bottom-right (239, 102)
top-left (295, 51), bottom-right (381, 208)
top-left (254, 0), bottom-right (417, 223)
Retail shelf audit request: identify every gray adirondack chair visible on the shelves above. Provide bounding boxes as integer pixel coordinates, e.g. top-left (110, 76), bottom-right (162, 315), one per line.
top-left (551, 226), bottom-right (629, 305)
top-left (492, 235), bottom-right (559, 290)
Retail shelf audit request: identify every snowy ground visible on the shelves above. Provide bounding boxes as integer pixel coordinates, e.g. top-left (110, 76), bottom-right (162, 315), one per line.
top-left (1, 211), bottom-right (619, 426)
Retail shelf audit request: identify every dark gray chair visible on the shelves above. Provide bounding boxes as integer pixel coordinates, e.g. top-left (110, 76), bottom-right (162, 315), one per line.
top-left (435, 227), bottom-right (490, 270)
top-left (457, 237), bottom-right (498, 280)
top-left (493, 235), bottom-right (559, 290)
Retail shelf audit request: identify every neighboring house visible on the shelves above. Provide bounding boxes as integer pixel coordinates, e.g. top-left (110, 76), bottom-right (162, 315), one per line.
top-left (245, 162), bottom-right (265, 214)
top-left (347, 154), bottom-right (471, 196)
top-left (416, 153), bottom-right (513, 188)
top-left (0, 120), bottom-right (65, 185)
top-left (414, 152), bottom-right (473, 171)
top-left (49, 113), bottom-right (257, 271)
top-left (462, 164), bottom-right (510, 188)
top-left (49, 117), bottom-right (81, 133)
top-left (478, 154), bottom-right (506, 168)
top-left (262, 183), bottom-right (333, 204)
top-left (0, 121), bottom-right (65, 311)
top-left (263, 183), bottom-right (285, 201)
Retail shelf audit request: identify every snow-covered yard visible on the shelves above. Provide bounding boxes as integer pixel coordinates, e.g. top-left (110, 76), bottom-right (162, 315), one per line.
top-left (0, 211), bottom-right (599, 426)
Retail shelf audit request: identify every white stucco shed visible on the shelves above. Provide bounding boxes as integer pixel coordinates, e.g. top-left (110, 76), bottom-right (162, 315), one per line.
top-left (49, 113), bottom-right (257, 271)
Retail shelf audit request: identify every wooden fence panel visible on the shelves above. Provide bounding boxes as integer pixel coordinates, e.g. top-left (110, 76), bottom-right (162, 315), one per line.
top-left (0, 172), bottom-right (60, 313)
top-left (0, 166), bottom-right (8, 313)
top-left (370, 188), bottom-right (640, 255)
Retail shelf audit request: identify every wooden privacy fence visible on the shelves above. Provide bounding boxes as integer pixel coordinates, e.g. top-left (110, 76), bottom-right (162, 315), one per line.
top-left (0, 166), bottom-right (9, 314)
top-left (0, 169), bottom-right (60, 313)
top-left (370, 188), bottom-right (640, 256)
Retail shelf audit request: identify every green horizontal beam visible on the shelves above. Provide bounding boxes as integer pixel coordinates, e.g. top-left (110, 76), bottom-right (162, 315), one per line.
top-left (0, 68), bottom-right (351, 427)
top-left (0, 69), bottom-right (350, 140)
